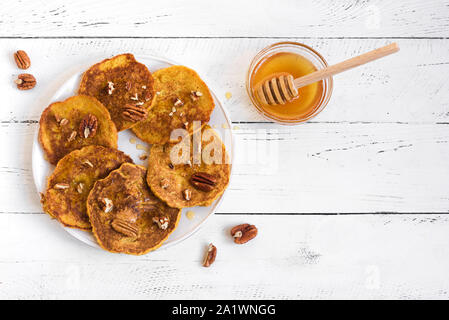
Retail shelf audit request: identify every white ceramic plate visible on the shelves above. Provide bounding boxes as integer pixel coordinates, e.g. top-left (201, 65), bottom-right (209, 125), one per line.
top-left (32, 55), bottom-right (233, 251)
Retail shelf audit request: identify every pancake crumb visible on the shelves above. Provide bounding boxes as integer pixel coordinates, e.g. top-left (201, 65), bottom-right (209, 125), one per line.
top-left (186, 210), bottom-right (195, 220)
top-left (129, 137), bottom-right (137, 144)
top-left (136, 144), bottom-right (149, 152)
top-left (225, 92), bottom-right (232, 100)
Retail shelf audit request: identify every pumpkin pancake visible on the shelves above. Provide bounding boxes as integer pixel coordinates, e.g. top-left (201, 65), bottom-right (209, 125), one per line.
top-left (87, 163), bottom-right (181, 255)
top-left (132, 65), bottom-right (215, 145)
top-left (147, 125), bottom-right (230, 208)
top-left (41, 146), bottom-right (133, 230)
top-left (78, 53), bottom-right (155, 131)
top-left (39, 95), bottom-right (118, 165)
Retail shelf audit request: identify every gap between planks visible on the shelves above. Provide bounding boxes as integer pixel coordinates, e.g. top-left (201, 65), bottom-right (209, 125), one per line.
top-left (1, 36), bottom-right (449, 40)
top-left (2, 211), bottom-right (449, 216)
top-left (4, 120), bottom-right (449, 125)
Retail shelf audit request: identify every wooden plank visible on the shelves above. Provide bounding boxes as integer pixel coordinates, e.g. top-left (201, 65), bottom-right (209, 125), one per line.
top-left (1, 213), bottom-right (448, 299)
top-left (2, 121), bottom-right (449, 214)
top-left (1, 38), bottom-right (449, 123)
top-left (2, 0), bottom-right (449, 38)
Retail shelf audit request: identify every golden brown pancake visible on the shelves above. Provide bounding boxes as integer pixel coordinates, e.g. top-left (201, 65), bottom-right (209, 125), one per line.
top-left (78, 53), bottom-right (155, 131)
top-left (87, 163), bottom-right (181, 255)
top-left (41, 146), bottom-right (133, 230)
top-left (147, 125), bottom-right (230, 208)
top-left (132, 65), bottom-right (215, 145)
top-left (39, 95), bottom-right (118, 165)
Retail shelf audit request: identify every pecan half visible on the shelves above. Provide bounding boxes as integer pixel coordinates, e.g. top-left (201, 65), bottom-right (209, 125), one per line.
top-left (122, 104), bottom-right (147, 122)
top-left (14, 73), bottom-right (36, 90)
top-left (190, 172), bottom-right (217, 192)
top-left (230, 224), bottom-right (258, 244)
top-left (111, 218), bottom-right (138, 237)
top-left (152, 216), bottom-right (169, 230)
top-left (79, 114), bottom-right (98, 138)
top-left (202, 243), bottom-right (217, 267)
top-left (14, 50), bottom-right (31, 69)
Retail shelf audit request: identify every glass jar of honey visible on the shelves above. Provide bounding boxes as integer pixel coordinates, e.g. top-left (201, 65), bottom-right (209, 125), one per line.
top-left (246, 42), bottom-right (333, 124)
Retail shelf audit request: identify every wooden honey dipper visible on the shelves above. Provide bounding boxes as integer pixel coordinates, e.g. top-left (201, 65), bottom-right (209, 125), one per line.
top-left (255, 43), bottom-right (400, 105)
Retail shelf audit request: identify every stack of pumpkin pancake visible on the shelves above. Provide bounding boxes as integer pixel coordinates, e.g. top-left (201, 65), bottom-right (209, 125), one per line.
top-left (39, 54), bottom-right (230, 255)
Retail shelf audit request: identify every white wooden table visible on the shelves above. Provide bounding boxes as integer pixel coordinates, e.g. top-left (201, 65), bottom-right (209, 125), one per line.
top-left (1, 0), bottom-right (449, 299)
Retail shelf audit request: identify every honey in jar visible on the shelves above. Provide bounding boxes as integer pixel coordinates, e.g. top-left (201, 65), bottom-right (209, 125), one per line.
top-left (247, 42), bottom-right (332, 124)
top-left (251, 52), bottom-right (324, 120)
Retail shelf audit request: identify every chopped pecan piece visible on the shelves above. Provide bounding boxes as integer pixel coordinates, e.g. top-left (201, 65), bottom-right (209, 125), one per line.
top-left (144, 90), bottom-right (152, 101)
top-left (107, 81), bottom-right (115, 95)
top-left (152, 216), bottom-right (169, 230)
top-left (230, 224), bottom-right (258, 244)
top-left (82, 159), bottom-right (94, 168)
top-left (173, 97), bottom-right (183, 107)
top-left (190, 172), bottom-right (217, 192)
top-left (54, 183), bottom-right (69, 190)
top-left (125, 81), bottom-right (132, 91)
top-left (111, 218), bottom-right (138, 237)
top-left (67, 131), bottom-right (77, 142)
top-left (101, 198), bottom-right (113, 213)
top-left (122, 104), bottom-right (147, 122)
top-left (202, 243), bottom-right (217, 267)
top-left (79, 114), bottom-right (98, 138)
top-left (190, 91), bottom-right (202, 101)
top-left (183, 189), bottom-right (192, 201)
top-left (76, 183), bottom-right (84, 194)
top-left (160, 178), bottom-right (169, 189)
